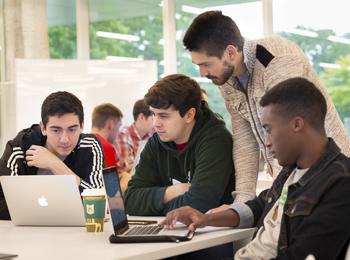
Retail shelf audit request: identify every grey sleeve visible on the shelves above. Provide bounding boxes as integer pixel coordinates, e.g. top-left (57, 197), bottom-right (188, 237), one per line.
top-left (229, 202), bottom-right (254, 228)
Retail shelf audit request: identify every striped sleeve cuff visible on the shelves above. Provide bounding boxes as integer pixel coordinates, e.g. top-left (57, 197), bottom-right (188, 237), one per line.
top-left (229, 203), bottom-right (254, 228)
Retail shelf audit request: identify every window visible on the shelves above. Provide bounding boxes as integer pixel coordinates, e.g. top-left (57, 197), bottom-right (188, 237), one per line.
top-left (274, 0), bottom-right (350, 134)
top-left (47, 0), bottom-right (77, 58)
top-left (47, 0), bottom-right (164, 76)
top-left (176, 0), bottom-right (262, 131)
top-left (88, 0), bottom-right (164, 77)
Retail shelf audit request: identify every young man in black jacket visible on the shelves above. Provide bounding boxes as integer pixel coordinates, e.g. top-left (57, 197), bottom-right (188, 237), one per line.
top-left (124, 74), bottom-right (234, 216)
top-left (0, 91), bottom-right (104, 220)
top-left (161, 77), bottom-right (350, 260)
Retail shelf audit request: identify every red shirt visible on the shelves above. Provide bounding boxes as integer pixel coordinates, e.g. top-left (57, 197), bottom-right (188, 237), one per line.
top-left (95, 134), bottom-right (117, 169)
top-left (175, 142), bottom-right (187, 151)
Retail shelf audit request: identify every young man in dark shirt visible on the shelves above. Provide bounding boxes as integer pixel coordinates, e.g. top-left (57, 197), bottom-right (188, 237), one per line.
top-left (161, 78), bottom-right (350, 260)
top-left (0, 91), bottom-right (104, 220)
top-left (125, 74), bottom-right (235, 216)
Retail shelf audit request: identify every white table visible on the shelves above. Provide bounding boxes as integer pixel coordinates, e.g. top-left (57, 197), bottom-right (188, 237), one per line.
top-left (0, 217), bottom-right (255, 260)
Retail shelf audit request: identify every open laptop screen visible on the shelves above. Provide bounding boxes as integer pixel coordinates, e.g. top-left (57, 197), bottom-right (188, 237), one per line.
top-left (103, 167), bottom-right (195, 243)
top-left (102, 167), bottom-right (128, 233)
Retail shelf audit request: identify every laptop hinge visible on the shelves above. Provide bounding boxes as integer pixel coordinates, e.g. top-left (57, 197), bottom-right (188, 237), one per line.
top-left (116, 225), bottom-right (129, 235)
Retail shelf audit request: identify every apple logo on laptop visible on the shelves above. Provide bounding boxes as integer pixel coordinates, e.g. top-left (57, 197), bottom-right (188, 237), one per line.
top-left (38, 195), bottom-right (49, 207)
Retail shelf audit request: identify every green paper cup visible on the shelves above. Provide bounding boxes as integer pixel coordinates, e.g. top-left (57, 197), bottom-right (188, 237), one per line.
top-left (81, 189), bottom-right (106, 232)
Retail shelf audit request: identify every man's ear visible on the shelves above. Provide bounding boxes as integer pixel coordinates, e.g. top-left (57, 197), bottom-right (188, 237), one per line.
top-left (226, 45), bottom-right (238, 61)
top-left (293, 117), bottom-right (305, 132)
top-left (105, 119), bottom-right (112, 130)
top-left (137, 113), bottom-right (145, 122)
top-left (185, 108), bottom-right (196, 123)
top-left (40, 122), bottom-right (47, 136)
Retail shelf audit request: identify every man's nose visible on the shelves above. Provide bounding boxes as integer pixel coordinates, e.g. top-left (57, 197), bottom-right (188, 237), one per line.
top-left (265, 135), bottom-right (272, 148)
top-left (153, 117), bottom-right (161, 128)
top-left (60, 131), bottom-right (69, 143)
top-left (199, 67), bottom-right (208, 77)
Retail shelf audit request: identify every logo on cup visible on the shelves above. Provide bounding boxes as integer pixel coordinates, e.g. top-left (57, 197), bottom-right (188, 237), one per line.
top-left (86, 204), bottom-right (95, 215)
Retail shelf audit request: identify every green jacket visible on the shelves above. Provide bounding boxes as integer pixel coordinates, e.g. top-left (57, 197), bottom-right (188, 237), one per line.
top-left (124, 103), bottom-right (235, 216)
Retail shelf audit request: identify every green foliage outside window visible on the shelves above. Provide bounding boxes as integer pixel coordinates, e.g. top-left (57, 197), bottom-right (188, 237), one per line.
top-left (281, 28), bottom-right (350, 122)
top-left (320, 55), bottom-right (350, 120)
top-left (48, 19), bottom-right (350, 130)
top-left (48, 25), bottom-right (77, 59)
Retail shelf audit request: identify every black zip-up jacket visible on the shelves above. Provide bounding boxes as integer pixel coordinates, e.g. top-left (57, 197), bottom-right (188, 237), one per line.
top-left (245, 139), bottom-right (350, 259)
top-left (125, 102), bottom-right (235, 215)
top-left (0, 124), bottom-right (104, 220)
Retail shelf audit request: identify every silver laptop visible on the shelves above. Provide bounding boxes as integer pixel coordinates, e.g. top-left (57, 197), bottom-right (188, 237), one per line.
top-left (102, 166), bottom-right (194, 243)
top-left (0, 175), bottom-right (85, 226)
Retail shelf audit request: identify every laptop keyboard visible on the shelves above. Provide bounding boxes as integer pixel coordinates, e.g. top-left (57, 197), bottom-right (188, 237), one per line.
top-left (124, 225), bottom-right (163, 236)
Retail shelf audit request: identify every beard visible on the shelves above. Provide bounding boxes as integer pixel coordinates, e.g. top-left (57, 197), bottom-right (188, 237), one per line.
top-left (207, 62), bottom-right (235, 85)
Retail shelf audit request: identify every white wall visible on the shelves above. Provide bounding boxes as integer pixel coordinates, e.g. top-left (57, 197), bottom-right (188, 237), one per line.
top-left (0, 59), bottom-right (157, 153)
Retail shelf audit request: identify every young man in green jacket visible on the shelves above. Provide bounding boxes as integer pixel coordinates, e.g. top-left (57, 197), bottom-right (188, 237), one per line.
top-left (124, 74), bottom-right (235, 216)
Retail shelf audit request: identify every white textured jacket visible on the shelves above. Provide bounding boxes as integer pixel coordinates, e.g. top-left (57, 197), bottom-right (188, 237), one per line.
top-left (219, 36), bottom-right (350, 202)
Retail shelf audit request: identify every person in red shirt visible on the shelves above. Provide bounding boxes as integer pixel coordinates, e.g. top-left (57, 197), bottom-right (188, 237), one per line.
top-left (91, 103), bottom-right (129, 193)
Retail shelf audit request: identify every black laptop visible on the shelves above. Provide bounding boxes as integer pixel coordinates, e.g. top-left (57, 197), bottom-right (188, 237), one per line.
top-left (102, 166), bottom-right (194, 243)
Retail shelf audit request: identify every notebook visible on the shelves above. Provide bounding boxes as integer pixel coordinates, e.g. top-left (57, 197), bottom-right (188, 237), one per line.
top-left (102, 166), bottom-right (194, 243)
top-left (0, 175), bottom-right (85, 226)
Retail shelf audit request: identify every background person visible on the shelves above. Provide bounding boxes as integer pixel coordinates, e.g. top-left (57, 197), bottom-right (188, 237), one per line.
top-left (91, 103), bottom-right (123, 168)
top-left (114, 99), bottom-right (153, 174)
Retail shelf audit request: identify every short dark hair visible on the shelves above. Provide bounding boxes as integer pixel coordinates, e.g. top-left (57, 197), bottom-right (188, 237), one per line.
top-left (183, 10), bottom-right (244, 58)
top-left (41, 91), bottom-right (84, 127)
top-left (260, 77), bottom-right (327, 132)
top-left (133, 99), bottom-right (151, 121)
top-left (144, 74), bottom-right (201, 118)
top-left (92, 103), bottom-right (123, 130)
